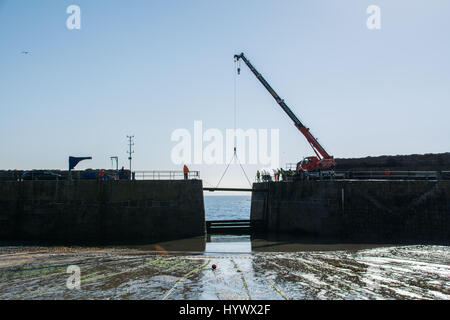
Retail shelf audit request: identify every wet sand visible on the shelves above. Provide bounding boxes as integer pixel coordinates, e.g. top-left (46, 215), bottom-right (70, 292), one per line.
top-left (0, 237), bottom-right (449, 300)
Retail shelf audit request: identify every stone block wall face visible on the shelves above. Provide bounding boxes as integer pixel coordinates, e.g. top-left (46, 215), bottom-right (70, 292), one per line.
top-left (251, 181), bottom-right (450, 242)
top-left (0, 180), bottom-right (205, 243)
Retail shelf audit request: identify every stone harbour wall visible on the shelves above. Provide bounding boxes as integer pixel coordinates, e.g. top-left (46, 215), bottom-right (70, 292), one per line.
top-left (0, 180), bottom-right (205, 243)
top-left (251, 180), bottom-right (450, 243)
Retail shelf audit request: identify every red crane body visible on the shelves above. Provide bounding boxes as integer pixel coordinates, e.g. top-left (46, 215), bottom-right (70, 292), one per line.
top-left (234, 53), bottom-right (334, 172)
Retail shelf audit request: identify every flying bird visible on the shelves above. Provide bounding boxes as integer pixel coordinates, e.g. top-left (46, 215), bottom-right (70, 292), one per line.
top-left (21, 51), bottom-right (30, 55)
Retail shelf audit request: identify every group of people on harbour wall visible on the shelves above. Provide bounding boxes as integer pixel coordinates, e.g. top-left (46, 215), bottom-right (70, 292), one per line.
top-left (256, 168), bottom-right (295, 182)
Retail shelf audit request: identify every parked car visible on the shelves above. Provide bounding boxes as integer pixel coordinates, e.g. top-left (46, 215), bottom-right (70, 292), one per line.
top-left (22, 170), bottom-right (62, 181)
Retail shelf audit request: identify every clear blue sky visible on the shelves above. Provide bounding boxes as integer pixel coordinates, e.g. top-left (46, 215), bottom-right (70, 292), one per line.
top-left (1, 0), bottom-right (449, 187)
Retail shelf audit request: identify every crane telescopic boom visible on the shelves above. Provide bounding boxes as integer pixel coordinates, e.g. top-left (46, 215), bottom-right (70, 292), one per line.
top-left (234, 52), bottom-right (334, 171)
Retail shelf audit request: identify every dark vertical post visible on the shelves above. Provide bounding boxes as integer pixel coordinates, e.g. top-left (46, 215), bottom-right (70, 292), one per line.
top-left (127, 135), bottom-right (134, 180)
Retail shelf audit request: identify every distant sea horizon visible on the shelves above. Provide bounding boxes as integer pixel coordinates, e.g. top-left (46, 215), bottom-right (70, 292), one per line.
top-left (204, 195), bottom-right (251, 221)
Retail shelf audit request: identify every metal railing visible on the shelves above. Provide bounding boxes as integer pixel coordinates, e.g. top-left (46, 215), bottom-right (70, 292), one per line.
top-left (285, 163), bottom-right (297, 170)
top-left (335, 170), bottom-right (449, 180)
top-left (133, 171), bottom-right (200, 180)
top-left (255, 170), bottom-right (450, 182)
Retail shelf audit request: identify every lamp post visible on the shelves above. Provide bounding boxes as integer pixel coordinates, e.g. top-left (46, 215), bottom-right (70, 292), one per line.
top-left (110, 156), bottom-right (118, 171)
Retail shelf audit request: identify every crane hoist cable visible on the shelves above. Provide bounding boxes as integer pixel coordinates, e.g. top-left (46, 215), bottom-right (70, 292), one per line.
top-left (234, 57), bottom-right (242, 135)
top-left (214, 59), bottom-right (252, 189)
top-left (215, 147), bottom-right (252, 189)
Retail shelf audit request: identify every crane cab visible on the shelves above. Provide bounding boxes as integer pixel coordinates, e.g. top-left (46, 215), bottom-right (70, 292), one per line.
top-left (297, 156), bottom-right (319, 172)
top-left (297, 156), bottom-right (335, 172)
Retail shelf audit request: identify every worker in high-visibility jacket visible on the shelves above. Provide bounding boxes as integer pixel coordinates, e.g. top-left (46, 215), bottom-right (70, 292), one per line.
top-left (183, 165), bottom-right (189, 180)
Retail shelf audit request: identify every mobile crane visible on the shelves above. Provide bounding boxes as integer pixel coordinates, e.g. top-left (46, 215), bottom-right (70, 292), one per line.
top-left (234, 52), bottom-right (335, 173)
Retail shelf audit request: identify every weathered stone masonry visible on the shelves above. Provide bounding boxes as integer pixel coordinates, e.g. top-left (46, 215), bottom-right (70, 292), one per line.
top-left (251, 180), bottom-right (450, 242)
top-left (0, 180), bottom-right (205, 243)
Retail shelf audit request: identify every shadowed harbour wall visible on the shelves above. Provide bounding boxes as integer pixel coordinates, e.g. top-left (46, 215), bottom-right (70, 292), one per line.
top-left (251, 180), bottom-right (450, 243)
top-left (0, 180), bottom-right (205, 244)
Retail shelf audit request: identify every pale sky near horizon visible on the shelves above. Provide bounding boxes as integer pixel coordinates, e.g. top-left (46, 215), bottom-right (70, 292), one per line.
top-left (1, 0), bottom-right (449, 188)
